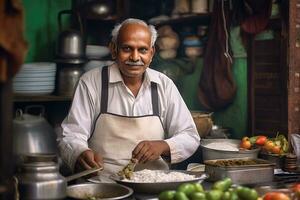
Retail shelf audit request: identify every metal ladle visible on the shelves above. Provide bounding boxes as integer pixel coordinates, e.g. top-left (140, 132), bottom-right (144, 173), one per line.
top-left (66, 166), bottom-right (103, 182)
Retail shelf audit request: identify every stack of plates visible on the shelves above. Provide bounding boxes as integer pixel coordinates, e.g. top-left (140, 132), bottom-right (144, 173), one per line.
top-left (13, 62), bottom-right (56, 95)
top-left (86, 45), bottom-right (110, 59)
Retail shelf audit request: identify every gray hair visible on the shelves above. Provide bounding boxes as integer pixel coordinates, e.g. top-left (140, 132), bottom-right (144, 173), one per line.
top-left (111, 18), bottom-right (158, 47)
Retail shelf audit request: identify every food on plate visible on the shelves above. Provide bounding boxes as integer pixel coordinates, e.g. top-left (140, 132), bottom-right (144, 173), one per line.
top-left (205, 159), bottom-right (262, 167)
top-left (121, 169), bottom-right (197, 183)
top-left (117, 158), bottom-right (138, 179)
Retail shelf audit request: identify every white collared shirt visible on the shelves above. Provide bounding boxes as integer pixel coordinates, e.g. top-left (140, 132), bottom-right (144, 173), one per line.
top-left (57, 63), bottom-right (200, 170)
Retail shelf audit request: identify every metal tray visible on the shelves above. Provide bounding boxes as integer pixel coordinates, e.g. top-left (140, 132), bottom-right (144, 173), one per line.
top-left (200, 139), bottom-right (260, 161)
top-left (110, 170), bottom-right (208, 194)
top-left (204, 158), bottom-right (275, 185)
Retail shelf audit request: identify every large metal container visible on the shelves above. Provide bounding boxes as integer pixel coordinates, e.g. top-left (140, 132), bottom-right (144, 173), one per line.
top-left (15, 154), bottom-right (67, 199)
top-left (200, 139), bottom-right (260, 161)
top-left (204, 158), bottom-right (275, 185)
top-left (67, 183), bottom-right (133, 200)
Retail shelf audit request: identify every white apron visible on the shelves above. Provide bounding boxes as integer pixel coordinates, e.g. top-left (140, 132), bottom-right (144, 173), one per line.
top-left (88, 66), bottom-right (169, 176)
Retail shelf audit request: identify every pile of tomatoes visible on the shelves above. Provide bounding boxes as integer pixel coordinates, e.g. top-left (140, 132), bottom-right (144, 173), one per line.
top-left (239, 133), bottom-right (289, 155)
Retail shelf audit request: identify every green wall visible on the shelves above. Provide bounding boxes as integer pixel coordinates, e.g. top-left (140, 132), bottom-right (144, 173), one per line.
top-left (23, 0), bottom-right (71, 62)
top-left (22, 1), bottom-right (248, 138)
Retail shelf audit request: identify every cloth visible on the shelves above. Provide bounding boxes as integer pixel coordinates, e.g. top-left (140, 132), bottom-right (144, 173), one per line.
top-left (0, 0), bottom-right (27, 82)
top-left (58, 63), bottom-right (200, 171)
top-left (89, 66), bottom-right (168, 175)
top-left (198, 0), bottom-right (236, 111)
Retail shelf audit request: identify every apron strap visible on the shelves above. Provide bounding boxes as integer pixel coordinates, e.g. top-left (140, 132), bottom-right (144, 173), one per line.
top-left (151, 82), bottom-right (159, 116)
top-left (100, 66), bottom-right (159, 116)
top-left (100, 66), bottom-right (109, 113)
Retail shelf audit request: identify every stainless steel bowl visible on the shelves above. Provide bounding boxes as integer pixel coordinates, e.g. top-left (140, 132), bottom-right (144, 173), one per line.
top-left (67, 183), bottom-right (133, 200)
top-left (200, 139), bottom-right (260, 161)
top-left (110, 170), bottom-right (208, 194)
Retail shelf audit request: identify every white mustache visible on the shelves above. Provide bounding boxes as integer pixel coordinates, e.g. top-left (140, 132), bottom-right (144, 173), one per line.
top-left (125, 60), bottom-right (145, 66)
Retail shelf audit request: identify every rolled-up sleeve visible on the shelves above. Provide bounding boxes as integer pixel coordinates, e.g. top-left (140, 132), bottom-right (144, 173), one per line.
top-left (163, 82), bottom-right (200, 163)
top-left (57, 79), bottom-right (97, 171)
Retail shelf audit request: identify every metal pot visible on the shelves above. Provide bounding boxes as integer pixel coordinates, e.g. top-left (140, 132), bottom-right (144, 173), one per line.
top-left (80, 0), bottom-right (112, 19)
top-left (56, 10), bottom-right (86, 62)
top-left (15, 154), bottom-right (103, 200)
top-left (57, 64), bottom-right (84, 97)
top-left (15, 154), bottom-right (66, 200)
top-left (13, 106), bottom-right (57, 160)
top-left (67, 183), bottom-right (133, 200)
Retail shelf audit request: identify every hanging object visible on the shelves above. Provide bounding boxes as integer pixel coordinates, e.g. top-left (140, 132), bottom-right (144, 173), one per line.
top-left (198, 0), bottom-right (236, 111)
top-left (240, 0), bottom-right (273, 34)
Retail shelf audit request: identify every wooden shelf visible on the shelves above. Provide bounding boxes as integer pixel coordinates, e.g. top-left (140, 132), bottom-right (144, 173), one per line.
top-left (14, 94), bottom-right (72, 102)
top-left (150, 13), bottom-right (211, 27)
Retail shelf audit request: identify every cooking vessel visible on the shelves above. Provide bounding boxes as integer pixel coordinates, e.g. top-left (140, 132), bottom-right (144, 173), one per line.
top-left (79, 0), bottom-right (112, 19)
top-left (56, 10), bottom-right (86, 62)
top-left (15, 153), bottom-right (103, 200)
top-left (67, 183), bottom-right (133, 200)
top-left (109, 170), bottom-right (208, 194)
top-left (200, 139), bottom-right (260, 161)
top-left (13, 106), bottom-right (57, 161)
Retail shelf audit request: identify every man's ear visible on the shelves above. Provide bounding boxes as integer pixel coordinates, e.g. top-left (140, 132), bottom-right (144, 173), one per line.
top-left (151, 46), bottom-right (156, 57)
top-left (109, 42), bottom-right (117, 60)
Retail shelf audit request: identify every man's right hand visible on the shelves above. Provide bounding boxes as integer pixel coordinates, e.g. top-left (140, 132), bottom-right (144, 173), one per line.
top-left (75, 150), bottom-right (103, 173)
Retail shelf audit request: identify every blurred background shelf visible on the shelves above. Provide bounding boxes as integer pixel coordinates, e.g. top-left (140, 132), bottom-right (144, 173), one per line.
top-left (13, 94), bottom-right (72, 102)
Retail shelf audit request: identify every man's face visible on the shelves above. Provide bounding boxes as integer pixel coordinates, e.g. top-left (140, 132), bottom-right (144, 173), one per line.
top-left (113, 23), bottom-right (155, 80)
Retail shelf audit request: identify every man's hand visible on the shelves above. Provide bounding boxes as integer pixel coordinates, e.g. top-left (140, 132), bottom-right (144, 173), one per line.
top-left (75, 150), bottom-right (103, 174)
top-left (132, 140), bottom-right (170, 164)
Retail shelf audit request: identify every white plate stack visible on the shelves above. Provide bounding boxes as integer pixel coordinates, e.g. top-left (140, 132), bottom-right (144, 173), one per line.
top-left (13, 62), bottom-right (56, 95)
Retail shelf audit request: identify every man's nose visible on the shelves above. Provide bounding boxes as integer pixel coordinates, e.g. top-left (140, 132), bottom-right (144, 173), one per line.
top-left (130, 50), bottom-right (140, 61)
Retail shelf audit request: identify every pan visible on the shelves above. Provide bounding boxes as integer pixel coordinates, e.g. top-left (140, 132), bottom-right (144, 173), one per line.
top-left (67, 183), bottom-right (133, 200)
top-left (109, 170), bottom-right (208, 194)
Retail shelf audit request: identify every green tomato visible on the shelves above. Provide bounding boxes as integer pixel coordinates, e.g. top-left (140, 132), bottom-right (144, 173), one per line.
top-left (193, 183), bottom-right (204, 193)
top-left (174, 191), bottom-right (189, 200)
top-left (212, 178), bottom-right (232, 192)
top-left (221, 191), bottom-right (231, 200)
top-left (206, 189), bottom-right (223, 200)
top-left (236, 186), bottom-right (258, 200)
top-left (229, 191), bottom-right (239, 200)
top-left (178, 183), bottom-right (196, 196)
top-left (190, 192), bottom-right (206, 200)
top-left (158, 190), bottom-right (176, 200)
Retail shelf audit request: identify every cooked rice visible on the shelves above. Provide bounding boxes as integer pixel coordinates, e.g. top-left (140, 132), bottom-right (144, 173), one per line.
top-left (204, 142), bottom-right (239, 151)
top-left (122, 169), bottom-right (196, 182)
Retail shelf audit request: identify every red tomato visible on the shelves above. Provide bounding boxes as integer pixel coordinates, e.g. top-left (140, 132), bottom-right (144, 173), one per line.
top-left (256, 136), bottom-right (267, 146)
top-left (263, 192), bottom-right (290, 200)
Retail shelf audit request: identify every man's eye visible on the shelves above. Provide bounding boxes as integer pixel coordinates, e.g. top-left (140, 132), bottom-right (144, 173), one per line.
top-left (122, 47), bottom-right (131, 52)
top-left (139, 48), bottom-right (148, 54)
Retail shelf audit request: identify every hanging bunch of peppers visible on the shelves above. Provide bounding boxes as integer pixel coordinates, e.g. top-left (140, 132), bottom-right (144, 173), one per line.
top-left (239, 133), bottom-right (289, 155)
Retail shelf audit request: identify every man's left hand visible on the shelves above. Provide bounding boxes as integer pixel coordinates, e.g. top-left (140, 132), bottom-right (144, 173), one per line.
top-left (132, 140), bottom-right (170, 163)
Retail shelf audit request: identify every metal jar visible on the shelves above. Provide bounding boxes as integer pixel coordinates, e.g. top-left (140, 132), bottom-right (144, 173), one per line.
top-left (15, 154), bottom-right (67, 199)
top-left (57, 64), bottom-right (83, 97)
top-left (13, 106), bottom-right (57, 160)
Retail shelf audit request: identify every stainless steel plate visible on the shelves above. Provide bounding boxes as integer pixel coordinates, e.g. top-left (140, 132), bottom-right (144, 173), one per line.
top-left (110, 170), bottom-right (208, 194)
top-left (67, 183), bottom-right (133, 200)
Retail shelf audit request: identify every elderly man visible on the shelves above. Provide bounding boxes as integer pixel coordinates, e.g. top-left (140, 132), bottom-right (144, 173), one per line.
top-left (57, 18), bottom-right (200, 176)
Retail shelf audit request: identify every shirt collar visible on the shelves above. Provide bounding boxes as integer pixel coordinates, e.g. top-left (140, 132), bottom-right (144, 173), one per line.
top-left (109, 63), bottom-right (160, 84)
